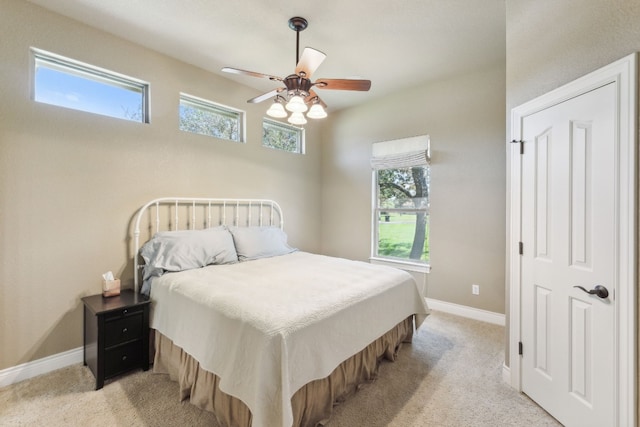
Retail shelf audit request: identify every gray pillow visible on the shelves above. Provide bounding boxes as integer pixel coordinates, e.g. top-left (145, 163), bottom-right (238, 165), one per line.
top-left (228, 226), bottom-right (297, 261)
top-left (140, 226), bottom-right (238, 294)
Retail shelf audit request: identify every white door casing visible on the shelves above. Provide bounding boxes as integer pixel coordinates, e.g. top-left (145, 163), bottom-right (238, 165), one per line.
top-left (509, 54), bottom-right (637, 426)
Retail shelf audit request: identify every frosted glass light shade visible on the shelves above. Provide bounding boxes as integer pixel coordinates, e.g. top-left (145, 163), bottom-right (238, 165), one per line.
top-left (285, 95), bottom-right (308, 113)
top-left (266, 101), bottom-right (287, 118)
top-left (288, 111), bottom-right (307, 125)
top-left (306, 103), bottom-right (327, 119)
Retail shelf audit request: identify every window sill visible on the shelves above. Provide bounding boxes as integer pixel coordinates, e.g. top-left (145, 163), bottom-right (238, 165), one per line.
top-left (369, 257), bottom-right (431, 273)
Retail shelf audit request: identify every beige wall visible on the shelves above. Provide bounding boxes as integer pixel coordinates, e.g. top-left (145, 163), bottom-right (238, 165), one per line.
top-left (507, 0), bottom-right (640, 112)
top-left (320, 64), bottom-right (507, 314)
top-left (505, 0), bottom-right (640, 411)
top-left (0, 0), bottom-right (322, 370)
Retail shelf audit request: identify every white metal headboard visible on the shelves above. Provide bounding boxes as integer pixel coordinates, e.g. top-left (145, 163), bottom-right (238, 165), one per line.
top-left (133, 197), bottom-right (284, 293)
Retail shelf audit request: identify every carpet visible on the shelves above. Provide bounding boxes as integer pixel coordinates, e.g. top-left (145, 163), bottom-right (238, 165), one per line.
top-left (0, 311), bottom-right (561, 426)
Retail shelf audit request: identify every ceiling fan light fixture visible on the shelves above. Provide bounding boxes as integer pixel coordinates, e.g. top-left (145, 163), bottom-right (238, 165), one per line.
top-left (288, 111), bottom-right (307, 125)
top-left (285, 95), bottom-right (308, 113)
top-left (307, 103), bottom-right (327, 119)
top-left (266, 99), bottom-right (287, 118)
top-left (222, 16), bottom-right (371, 127)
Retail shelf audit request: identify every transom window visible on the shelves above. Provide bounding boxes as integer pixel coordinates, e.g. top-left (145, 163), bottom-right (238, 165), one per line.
top-left (371, 136), bottom-right (430, 266)
top-left (32, 48), bottom-right (148, 123)
top-left (262, 118), bottom-right (305, 154)
top-left (179, 94), bottom-right (244, 142)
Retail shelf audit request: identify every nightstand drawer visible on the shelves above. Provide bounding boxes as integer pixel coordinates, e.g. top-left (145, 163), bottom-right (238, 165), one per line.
top-left (104, 305), bottom-right (145, 321)
top-left (104, 340), bottom-right (142, 377)
top-left (105, 314), bottom-right (143, 348)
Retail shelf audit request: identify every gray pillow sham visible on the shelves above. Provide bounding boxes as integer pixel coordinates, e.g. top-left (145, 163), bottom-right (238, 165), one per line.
top-left (140, 226), bottom-right (237, 294)
top-left (228, 226), bottom-right (297, 261)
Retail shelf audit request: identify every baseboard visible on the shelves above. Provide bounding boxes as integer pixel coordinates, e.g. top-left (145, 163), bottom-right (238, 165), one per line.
top-left (426, 298), bottom-right (505, 326)
top-left (502, 362), bottom-right (511, 385)
top-left (0, 300), bottom-right (503, 388)
top-left (0, 346), bottom-right (83, 388)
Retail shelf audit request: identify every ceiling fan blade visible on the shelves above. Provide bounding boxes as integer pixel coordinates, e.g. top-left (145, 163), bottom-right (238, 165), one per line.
top-left (295, 47), bottom-right (326, 78)
top-left (221, 67), bottom-right (282, 82)
top-left (247, 88), bottom-right (284, 104)
top-left (314, 78), bottom-right (371, 91)
top-left (305, 90), bottom-right (327, 109)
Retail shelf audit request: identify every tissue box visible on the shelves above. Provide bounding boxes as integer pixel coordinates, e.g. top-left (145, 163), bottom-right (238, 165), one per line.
top-left (102, 279), bottom-right (121, 297)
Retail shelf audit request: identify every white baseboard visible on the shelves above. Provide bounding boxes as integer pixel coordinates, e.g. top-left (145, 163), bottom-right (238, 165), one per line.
top-left (502, 362), bottom-right (511, 385)
top-left (0, 299), bottom-right (503, 388)
top-left (0, 346), bottom-right (83, 388)
top-left (426, 298), bottom-right (505, 326)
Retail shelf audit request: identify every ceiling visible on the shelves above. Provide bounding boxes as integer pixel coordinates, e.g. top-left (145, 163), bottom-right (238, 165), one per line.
top-left (27, 0), bottom-right (505, 112)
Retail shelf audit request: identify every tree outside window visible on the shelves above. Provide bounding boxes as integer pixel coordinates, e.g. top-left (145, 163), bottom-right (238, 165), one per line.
top-left (262, 118), bottom-right (304, 154)
top-left (375, 165), bottom-right (429, 263)
top-left (179, 94), bottom-right (244, 142)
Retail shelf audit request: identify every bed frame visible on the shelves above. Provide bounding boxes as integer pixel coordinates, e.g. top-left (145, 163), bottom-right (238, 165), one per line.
top-left (131, 196), bottom-right (420, 426)
top-left (133, 197), bottom-right (284, 293)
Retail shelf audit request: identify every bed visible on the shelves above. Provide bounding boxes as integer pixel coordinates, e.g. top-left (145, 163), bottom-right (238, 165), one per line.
top-left (133, 198), bottom-right (430, 427)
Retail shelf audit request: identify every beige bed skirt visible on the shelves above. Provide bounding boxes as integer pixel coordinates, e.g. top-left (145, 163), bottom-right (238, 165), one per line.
top-left (152, 316), bottom-right (415, 427)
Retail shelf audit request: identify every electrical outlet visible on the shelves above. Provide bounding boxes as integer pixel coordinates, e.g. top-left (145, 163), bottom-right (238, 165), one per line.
top-left (472, 284), bottom-right (480, 295)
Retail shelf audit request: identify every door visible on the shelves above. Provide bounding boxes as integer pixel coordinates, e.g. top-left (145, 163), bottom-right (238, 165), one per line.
top-left (519, 82), bottom-right (616, 426)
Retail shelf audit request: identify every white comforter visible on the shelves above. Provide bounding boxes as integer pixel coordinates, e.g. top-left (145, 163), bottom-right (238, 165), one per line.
top-left (150, 251), bottom-right (430, 427)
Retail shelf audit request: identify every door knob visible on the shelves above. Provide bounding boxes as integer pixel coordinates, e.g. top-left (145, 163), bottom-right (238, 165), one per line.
top-left (573, 285), bottom-right (609, 299)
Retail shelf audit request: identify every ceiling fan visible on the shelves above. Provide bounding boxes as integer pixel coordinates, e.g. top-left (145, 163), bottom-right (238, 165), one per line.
top-left (221, 16), bottom-right (371, 125)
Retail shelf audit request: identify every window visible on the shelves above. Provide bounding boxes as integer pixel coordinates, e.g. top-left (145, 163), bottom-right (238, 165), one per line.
top-left (262, 118), bottom-right (305, 154)
top-left (371, 136), bottom-right (430, 266)
top-left (179, 94), bottom-right (244, 142)
top-left (32, 49), bottom-right (148, 122)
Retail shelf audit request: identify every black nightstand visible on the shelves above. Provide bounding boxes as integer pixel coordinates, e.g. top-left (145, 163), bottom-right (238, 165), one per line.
top-left (82, 289), bottom-right (150, 390)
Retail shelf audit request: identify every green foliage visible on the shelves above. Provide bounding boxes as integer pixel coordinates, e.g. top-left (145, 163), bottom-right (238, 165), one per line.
top-left (179, 104), bottom-right (239, 140)
top-left (378, 167), bottom-right (429, 208)
top-left (378, 214), bottom-right (430, 261)
top-left (376, 166), bottom-right (430, 261)
top-left (263, 120), bottom-right (301, 152)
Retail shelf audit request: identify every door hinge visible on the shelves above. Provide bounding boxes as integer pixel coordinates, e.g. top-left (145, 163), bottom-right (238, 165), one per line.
top-left (519, 341), bottom-right (523, 356)
top-left (511, 139), bottom-right (524, 154)
top-left (519, 241), bottom-right (523, 255)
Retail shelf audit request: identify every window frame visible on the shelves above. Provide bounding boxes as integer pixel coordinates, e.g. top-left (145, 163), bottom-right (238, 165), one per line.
top-left (31, 48), bottom-right (149, 123)
top-left (262, 118), bottom-right (305, 154)
top-left (370, 165), bottom-right (431, 272)
top-left (179, 93), bottom-right (245, 143)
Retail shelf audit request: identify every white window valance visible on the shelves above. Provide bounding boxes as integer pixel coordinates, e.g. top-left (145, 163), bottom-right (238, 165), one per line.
top-left (370, 135), bottom-right (430, 170)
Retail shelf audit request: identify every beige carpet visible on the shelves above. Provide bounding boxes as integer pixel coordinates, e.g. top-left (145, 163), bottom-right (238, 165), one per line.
top-left (0, 311), bottom-right (561, 426)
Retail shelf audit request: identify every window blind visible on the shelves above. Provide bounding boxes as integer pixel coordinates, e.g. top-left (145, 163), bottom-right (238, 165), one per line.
top-left (370, 135), bottom-right (430, 169)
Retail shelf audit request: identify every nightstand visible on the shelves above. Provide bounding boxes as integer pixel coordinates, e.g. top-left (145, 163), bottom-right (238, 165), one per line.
top-left (82, 289), bottom-right (150, 390)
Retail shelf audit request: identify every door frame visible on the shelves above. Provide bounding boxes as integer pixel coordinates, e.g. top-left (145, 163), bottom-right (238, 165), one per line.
top-left (508, 53), bottom-right (637, 426)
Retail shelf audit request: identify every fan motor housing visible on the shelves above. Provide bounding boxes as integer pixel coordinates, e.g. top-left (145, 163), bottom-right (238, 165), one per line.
top-left (284, 74), bottom-right (311, 97)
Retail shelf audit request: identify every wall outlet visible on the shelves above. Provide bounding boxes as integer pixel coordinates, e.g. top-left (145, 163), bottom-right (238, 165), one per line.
top-left (472, 284), bottom-right (480, 295)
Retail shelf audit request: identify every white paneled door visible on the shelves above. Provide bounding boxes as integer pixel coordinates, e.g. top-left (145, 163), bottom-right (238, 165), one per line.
top-left (511, 54), bottom-right (637, 427)
top-left (520, 82), bottom-right (616, 427)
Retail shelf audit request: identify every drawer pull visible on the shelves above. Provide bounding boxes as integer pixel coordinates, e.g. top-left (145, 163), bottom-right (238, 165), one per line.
top-left (122, 309), bottom-right (128, 315)
top-left (122, 328), bottom-right (128, 333)
top-left (122, 355), bottom-right (127, 361)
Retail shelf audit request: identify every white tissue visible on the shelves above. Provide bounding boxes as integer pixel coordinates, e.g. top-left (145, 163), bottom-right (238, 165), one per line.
top-left (102, 271), bottom-right (115, 281)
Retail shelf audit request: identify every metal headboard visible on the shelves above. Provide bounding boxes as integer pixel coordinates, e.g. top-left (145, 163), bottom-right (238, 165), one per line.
top-left (133, 197), bottom-right (284, 293)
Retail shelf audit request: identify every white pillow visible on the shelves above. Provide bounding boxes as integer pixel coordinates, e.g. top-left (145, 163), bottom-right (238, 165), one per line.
top-left (228, 226), bottom-right (297, 261)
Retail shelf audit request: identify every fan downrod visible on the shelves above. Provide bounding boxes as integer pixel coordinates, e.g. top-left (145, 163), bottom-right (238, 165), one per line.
top-left (288, 17), bottom-right (308, 66)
